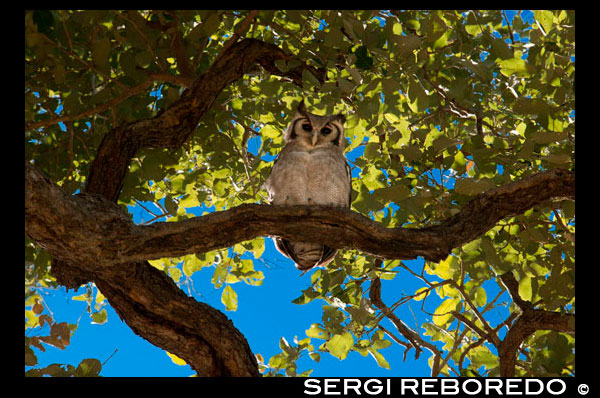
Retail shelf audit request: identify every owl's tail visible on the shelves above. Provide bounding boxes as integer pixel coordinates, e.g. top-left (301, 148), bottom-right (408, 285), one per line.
top-left (274, 238), bottom-right (337, 271)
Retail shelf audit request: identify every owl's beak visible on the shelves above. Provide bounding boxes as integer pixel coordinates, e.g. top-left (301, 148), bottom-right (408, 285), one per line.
top-left (311, 132), bottom-right (318, 146)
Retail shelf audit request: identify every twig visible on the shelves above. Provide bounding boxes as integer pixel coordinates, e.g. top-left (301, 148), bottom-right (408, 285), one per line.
top-left (369, 276), bottom-right (442, 375)
top-left (450, 280), bottom-right (501, 346)
top-left (37, 33), bottom-right (127, 90)
top-left (211, 10), bottom-right (259, 66)
top-left (102, 348), bottom-right (119, 367)
top-left (25, 79), bottom-right (153, 131)
top-left (60, 11), bottom-right (74, 52)
top-left (502, 10), bottom-right (516, 46)
top-left (452, 311), bottom-right (488, 340)
top-left (552, 208), bottom-right (575, 241)
top-left (133, 198), bottom-right (162, 219)
top-left (238, 119), bottom-right (259, 199)
top-left (117, 11), bottom-right (167, 72)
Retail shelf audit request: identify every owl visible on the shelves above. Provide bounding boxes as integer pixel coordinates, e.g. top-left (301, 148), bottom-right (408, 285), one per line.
top-left (263, 100), bottom-right (352, 272)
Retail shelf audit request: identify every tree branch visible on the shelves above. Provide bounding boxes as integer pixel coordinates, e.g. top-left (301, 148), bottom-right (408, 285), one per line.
top-left (26, 163), bottom-right (574, 269)
top-left (496, 272), bottom-right (575, 377)
top-left (26, 37), bottom-right (326, 377)
top-left (84, 38), bottom-right (324, 202)
top-left (25, 163), bottom-right (574, 376)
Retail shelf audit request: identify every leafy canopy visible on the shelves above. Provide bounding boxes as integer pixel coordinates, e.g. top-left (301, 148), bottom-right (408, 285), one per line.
top-left (25, 10), bottom-right (574, 377)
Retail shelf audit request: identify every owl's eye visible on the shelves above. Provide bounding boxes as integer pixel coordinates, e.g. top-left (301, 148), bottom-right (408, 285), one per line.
top-left (321, 127), bottom-right (332, 135)
top-left (301, 123), bottom-right (312, 132)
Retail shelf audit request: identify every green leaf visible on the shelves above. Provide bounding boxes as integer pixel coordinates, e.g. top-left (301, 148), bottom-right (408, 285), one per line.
top-left (326, 332), bottom-right (354, 360)
top-left (32, 10), bottom-right (54, 35)
top-left (354, 45), bottom-right (373, 70)
top-left (309, 352), bottom-right (321, 362)
top-left (413, 287), bottom-right (430, 301)
top-left (202, 12), bottom-right (221, 36)
top-left (534, 10), bottom-right (554, 34)
top-left (474, 286), bottom-right (487, 308)
top-left (302, 69), bottom-right (321, 87)
top-left (221, 285), bottom-right (238, 311)
top-left (451, 151), bottom-right (467, 174)
top-left (394, 34), bottom-right (421, 57)
top-left (434, 255), bottom-right (459, 280)
top-left (369, 348), bottom-right (390, 369)
top-left (407, 78), bottom-right (431, 113)
top-left (279, 337), bottom-right (297, 357)
top-left (469, 345), bottom-right (497, 369)
top-left (372, 184), bottom-right (411, 203)
top-left (92, 38), bottom-right (111, 67)
top-left (306, 324), bottom-right (330, 340)
top-left (91, 309), bottom-right (108, 325)
top-left (513, 98), bottom-right (552, 116)
top-left (518, 275), bottom-right (533, 302)
top-left (454, 178), bottom-right (495, 196)
top-left (361, 164), bottom-right (387, 191)
top-left (75, 358), bottom-right (102, 377)
top-left (498, 58), bottom-right (536, 78)
top-left (433, 298), bottom-right (460, 326)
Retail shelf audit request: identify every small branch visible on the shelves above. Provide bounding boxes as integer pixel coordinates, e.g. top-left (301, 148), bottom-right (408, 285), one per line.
top-left (369, 276), bottom-right (442, 375)
top-left (452, 311), bottom-right (488, 341)
top-left (25, 79), bottom-right (153, 131)
top-left (211, 10), bottom-right (259, 66)
top-left (498, 272), bottom-right (533, 312)
top-left (450, 281), bottom-right (500, 347)
top-left (60, 11), bottom-right (74, 52)
top-left (37, 32), bottom-right (127, 91)
top-left (497, 272), bottom-right (575, 377)
top-left (502, 10), bottom-right (516, 45)
top-left (117, 11), bottom-right (167, 72)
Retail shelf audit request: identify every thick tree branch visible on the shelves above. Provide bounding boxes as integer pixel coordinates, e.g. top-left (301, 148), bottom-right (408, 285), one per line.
top-left (92, 261), bottom-right (259, 376)
top-left (27, 37), bottom-right (326, 377)
top-left (26, 164), bottom-right (574, 269)
top-left (26, 22), bottom-right (573, 377)
top-left (25, 162), bottom-right (573, 376)
top-left (84, 38), bottom-right (324, 202)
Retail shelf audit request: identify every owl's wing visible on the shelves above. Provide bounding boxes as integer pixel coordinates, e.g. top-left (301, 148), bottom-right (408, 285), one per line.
top-left (263, 150), bottom-right (285, 203)
top-left (274, 237), bottom-right (300, 264)
top-left (345, 160), bottom-right (352, 208)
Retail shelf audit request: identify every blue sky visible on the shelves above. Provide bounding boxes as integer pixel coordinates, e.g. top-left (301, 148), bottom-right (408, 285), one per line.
top-left (30, 139), bottom-right (441, 377)
top-left (27, 10), bottom-right (539, 377)
top-left (29, 135), bottom-right (510, 376)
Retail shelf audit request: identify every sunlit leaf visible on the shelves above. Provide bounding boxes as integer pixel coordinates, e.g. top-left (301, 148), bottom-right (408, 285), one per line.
top-left (326, 332), bottom-right (354, 360)
top-left (221, 285), bottom-right (238, 311)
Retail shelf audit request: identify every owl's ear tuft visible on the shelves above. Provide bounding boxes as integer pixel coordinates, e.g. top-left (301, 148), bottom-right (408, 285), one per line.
top-left (335, 114), bottom-right (346, 124)
top-left (296, 99), bottom-right (308, 116)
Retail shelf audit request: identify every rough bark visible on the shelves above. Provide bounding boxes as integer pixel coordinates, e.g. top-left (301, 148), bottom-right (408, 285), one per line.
top-left (25, 160), bottom-right (575, 376)
top-left (25, 31), bottom-right (574, 377)
top-left (26, 36), bottom-right (326, 377)
top-left (497, 272), bottom-right (575, 377)
top-left (26, 164), bottom-right (574, 269)
top-left (84, 38), bottom-right (324, 203)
